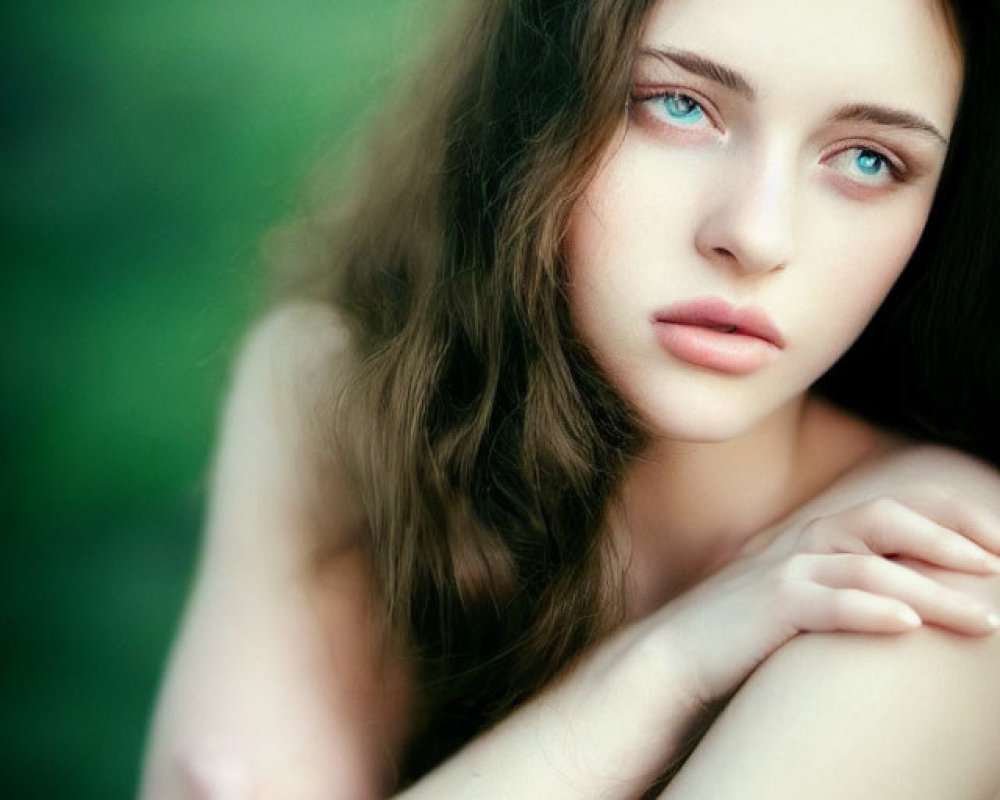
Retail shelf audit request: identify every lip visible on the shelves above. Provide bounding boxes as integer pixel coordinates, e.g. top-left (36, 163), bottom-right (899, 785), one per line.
top-left (651, 296), bottom-right (786, 375)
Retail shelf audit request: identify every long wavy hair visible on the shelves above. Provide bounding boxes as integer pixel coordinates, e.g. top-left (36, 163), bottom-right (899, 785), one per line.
top-left (273, 0), bottom-right (1000, 786)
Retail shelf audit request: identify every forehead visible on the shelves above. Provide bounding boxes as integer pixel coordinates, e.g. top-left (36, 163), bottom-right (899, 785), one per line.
top-left (641, 0), bottom-right (963, 128)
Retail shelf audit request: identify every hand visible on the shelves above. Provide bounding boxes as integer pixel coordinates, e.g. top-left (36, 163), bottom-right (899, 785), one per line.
top-left (631, 484), bottom-right (1000, 708)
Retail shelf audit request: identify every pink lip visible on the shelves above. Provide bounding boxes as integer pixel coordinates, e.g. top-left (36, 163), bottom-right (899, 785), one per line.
top-left (651, 296), bottom-right (786, 375)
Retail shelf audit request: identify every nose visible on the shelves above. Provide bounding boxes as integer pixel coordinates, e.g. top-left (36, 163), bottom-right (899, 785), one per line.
top-left (694, 150), bottom-right (797, 275)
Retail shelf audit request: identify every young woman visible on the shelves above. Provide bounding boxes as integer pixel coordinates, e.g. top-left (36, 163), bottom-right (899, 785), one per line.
top-left (141, 0), bottom-right (1000, 797)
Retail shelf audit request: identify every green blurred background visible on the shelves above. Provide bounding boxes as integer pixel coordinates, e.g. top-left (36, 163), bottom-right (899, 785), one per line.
top-left (3, 2), bottom-right (436, 796)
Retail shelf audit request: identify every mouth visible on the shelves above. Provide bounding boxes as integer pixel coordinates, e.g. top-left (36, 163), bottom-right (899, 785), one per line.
top-left (653, 297), bottom-right (786, 349)
top-left (651, 296), bottom-right (786, 375)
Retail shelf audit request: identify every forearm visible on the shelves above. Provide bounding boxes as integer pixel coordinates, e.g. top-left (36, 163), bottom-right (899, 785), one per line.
top-left (397, 625), bottom-right (703, 800)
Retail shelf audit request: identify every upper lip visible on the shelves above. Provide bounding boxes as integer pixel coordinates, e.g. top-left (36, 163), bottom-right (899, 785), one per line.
top-left (653, 296), bottom-right (786, 348)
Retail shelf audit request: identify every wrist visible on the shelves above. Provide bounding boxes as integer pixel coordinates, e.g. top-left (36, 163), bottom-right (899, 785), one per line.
top-left (616, 612), bottom-right (713, 719)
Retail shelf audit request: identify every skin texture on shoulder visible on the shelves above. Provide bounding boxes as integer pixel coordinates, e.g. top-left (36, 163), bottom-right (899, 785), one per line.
top-left (205, 301), bottom-right (365, 556)
top-left (139, 303), bottom-right (412, 800)
top-left (659, 444), bottom-right (1000, 799)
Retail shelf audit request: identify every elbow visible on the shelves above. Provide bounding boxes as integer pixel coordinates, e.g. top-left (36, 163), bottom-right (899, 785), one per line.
top-left (140, 745), bottom-right (254, 800)
top-left (149, 745), bottom-right (387, 800)
top-left (176, 747), bottom-right (254, 800)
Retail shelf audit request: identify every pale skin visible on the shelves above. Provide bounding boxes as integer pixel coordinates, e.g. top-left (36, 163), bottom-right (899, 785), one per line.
top-left (140, 0), bottom-right (1000, 797)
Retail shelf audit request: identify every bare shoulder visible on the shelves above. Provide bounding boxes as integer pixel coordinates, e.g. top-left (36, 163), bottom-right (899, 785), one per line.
top-left (206, 300), bottom-right (365, 558)
top-left (664, 603), bottom-right (1000, 798)
top-left (237, 299), bottom-right (355, 399)
top-left (875, 441), bottom-right (1000, 506)
top-left (791, 414), bottom-right (1000, 523)
top-left (796, 396), bottom-right (1000, 511)
top-left (140, 302), bottom-right (409, 800)
top-left (789, 434), bottom-right (1000, 602)
top-left (663, 439), bottom-right (1000, 799)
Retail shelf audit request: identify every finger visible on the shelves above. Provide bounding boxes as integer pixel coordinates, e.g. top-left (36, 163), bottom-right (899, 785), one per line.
top-left (806, 553), bottom-right (1000, 635)
top-left (897, 489), bottom-right (1000, 558)
top-left (793, 583), bottom-right (922, 634)
top-left (850, 499), bottom-right (1000, 574)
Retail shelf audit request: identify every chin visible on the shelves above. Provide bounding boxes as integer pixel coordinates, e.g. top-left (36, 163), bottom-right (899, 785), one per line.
top-left (651, 418), bottom-right (758, 445)
top-left (628, 389), bottom-right (769, 444)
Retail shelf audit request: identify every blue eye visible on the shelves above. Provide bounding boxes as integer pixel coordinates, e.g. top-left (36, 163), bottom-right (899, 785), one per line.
top-left (830, 147), bottom-right (900, 186)
top-left (658, 93), bottom-right (708, 127)
top-left (855, 150), bottom-right (886, 176)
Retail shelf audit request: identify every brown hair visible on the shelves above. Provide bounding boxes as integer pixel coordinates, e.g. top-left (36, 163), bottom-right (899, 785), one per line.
top-left (278, 0), bottom-right (656, 781)
top-left (272, 0), bottom-right (1000, 786)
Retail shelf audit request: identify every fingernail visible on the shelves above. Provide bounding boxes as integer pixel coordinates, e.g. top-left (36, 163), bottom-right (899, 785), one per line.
top-left (966, 549), bottom-right (1000, 572)
top-left (951, 540), bottom-right (997, 567)
top-left (899, 608), bottom-right (922, 628)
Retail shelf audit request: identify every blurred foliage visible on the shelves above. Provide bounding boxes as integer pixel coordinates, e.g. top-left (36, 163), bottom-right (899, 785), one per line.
top-left (2, 2), bottom-right (438, 796)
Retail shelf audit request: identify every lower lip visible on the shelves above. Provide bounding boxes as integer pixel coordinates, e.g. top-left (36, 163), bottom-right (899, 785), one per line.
top-left (653, 322), bottom-right (780, 375)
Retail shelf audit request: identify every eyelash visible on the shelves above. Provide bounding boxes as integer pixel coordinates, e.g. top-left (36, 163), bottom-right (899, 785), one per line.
top-left (629, 87), bottom-right (721, 132)
top-left (628, 87), bottom-right (912, 188)
top-left (825, 142), bottom-right (908, 186)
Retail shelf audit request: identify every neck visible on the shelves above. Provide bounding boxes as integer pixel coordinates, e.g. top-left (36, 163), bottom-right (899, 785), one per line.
top-left (614, 393), bottom-right (876, 618)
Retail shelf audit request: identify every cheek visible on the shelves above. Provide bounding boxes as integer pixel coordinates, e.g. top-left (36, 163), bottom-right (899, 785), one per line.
top-left (563, 168), bottom-right (671, 340)
top-left (563, 165), bottom-right (634, 329)
top-left (563, 194), bottom-right (609, 285)
top-left (844, 203), bottom-right (930, 305)
top-left (818, 186), bottom-right (934, 299)
top-left (564, 161), bottom-right (634, 279)
top-left (564, 134), bottom-right (706, 281)
top-left (800, 201), bottom-right (931, 366)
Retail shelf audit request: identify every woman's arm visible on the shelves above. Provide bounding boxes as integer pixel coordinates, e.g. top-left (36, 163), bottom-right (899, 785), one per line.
top-left (400, 461), bottom-right (1000, 799)
top-left (142, 304), bottom-right (715, 799)
top-left (660, 448), bottom-right (1000, 799)
top-left (139, 305), bottom-right (413, 799)
top-left (661, 615), bottom-right (1000, 799)
top-left (141, 304), bottom-right (1000, 799)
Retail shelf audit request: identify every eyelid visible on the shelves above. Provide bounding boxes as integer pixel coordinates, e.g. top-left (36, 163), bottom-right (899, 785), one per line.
top-left (630, 83), bottom-right (725, 133)
top-left (822, 139), bottom-right (908, 177)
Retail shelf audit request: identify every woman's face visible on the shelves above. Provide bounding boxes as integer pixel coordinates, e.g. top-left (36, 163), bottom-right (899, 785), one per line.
top-left (565, 0), bottom-right (963, 442)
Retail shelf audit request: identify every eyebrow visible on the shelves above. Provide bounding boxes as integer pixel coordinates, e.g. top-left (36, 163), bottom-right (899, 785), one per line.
top-left (829, 103), bottom-right (949, 146)
top-left (639, 46), bottom-right (756, 99)
top-left (637, 46), bottom-right (950, 147)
